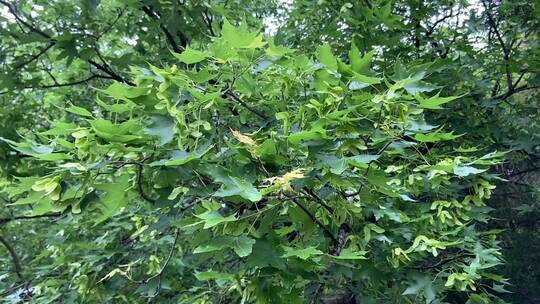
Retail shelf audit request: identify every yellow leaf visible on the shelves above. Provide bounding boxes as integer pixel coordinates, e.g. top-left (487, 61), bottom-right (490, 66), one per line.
top-left (263, 168), bottom-right (306, 191)
top-left (230, 129), bottom-right (257, 146)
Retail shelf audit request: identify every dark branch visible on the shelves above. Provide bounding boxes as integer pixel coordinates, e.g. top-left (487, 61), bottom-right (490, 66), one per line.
top-left (0, 1), bottom-right (133, 86)
top-left (136, 163), bottom-right (156, 204)
top-left (14, 42), bottom-right (55, 69)
top-left (289, 196), bottom-right (337, 245)
top-left (142, 5), bottom-right (187, 53)
top-left (482, 0), bottom-right (513, 90)
top-left (425, 9), bottom-right (453, 37)
top-left (302, 188), bottom-right (334, 214)
top-left (507, 166), bottom-right (540, 178)
top-left (224, 90), bottom-right (268, 119)
top-left (0, 0), bottom-right (51, 39)
top-left (88, 59), bottom-right (135, 86)
top-left (493, 84), bottom-right (540, 100)
top-left (28, 74), bottom-right (114, 89)
top-left (144, 228), bottom-right (180, 298)
top-left (0, 234), bottom-right (24, 281)
top-left (0, 212), bottom-right (62, 225)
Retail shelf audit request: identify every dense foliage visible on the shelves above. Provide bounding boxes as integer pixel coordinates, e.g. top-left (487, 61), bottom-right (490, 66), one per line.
top-left (0, 0), bottom-right (539, 303)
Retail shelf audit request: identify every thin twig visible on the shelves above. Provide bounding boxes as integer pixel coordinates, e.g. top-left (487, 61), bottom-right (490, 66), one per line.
top-left (145, 228), bottom-right (180, 298)
top-left (14, 42), bottom-right (55, 69)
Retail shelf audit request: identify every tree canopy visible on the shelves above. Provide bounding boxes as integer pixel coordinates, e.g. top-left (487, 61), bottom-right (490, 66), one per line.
top-left (1, 0), bottom-right (539, 303)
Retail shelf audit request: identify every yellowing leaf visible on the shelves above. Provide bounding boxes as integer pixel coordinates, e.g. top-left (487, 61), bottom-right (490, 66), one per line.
top-left (231, 129), bottom-right (257, 146)
top-left (263, 168), bottom-right (306, 191)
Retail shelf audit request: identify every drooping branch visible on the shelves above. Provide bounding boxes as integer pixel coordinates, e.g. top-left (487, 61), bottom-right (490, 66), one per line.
top-left (0, 234), bottom-right (24, 281)
top-left (302, 188), bottom-right (334, 214)
top-left (507, 166), bottom-right (540, 178)
top-left (493, 84), bottom-right (540, 100)
top-left (144, 228), bottom-right (180, 298)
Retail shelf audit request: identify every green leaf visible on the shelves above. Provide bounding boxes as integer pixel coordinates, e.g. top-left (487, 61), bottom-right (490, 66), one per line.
top-left (150, 143), bottom-right (214, 166)
top-left (288, 128), bottom-right (326, 146)
top-left (232, 236), bottom-right (256, 257)
top-left (348, 73), bottom-right (381, 91)
top-left (349, 43), bottom-right (374, 73)
top-left (453, 166), bottom-right (487, 177)
top-left (414, 131), bottom-right (460, 143)
top-left (144, 115), bottom-right (175, 146)
top-left (172, 48), bottom-right (209, 64)
top-left (96, 96), bottom-right (136, 113)
top-left (195, 271), bottom-right (234, 281)
top-left (207, 167), bottom-right (262, 202)
top-left (66, 105), bottom-right (93, 117)
top-left (402, 275), bottom-right (436, 303)
top-left (316, 44), bottom-right (337, 70)
top-left (418, 93), bottom-right (462, 109)
top-left (90, 119), bottom-right (141, 143)
top-left (348, 154), bottom-right (380, 167)
top-left (282, 246), bottom-right (323, 260)
top-left (332, 248), bottom-right (368, 260)
top-left (195, 210), bottom-right (237, 229)
top-left (94, 174), bottom-right (130, 225)
top-left (221, 18), bottom-right (265, 49)
top-left (193, 236), bottom-right (231, 254)
top-left (193, 235), bottom-right (255, 257)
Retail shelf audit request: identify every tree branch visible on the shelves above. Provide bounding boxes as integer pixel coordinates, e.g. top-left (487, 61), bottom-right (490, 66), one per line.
top-left (136, 163), bottom-right (156, 204)
top-left (302, 188), bottom-right (333, 214)
top-left (144, 228), bottom-right (180, 298)
top-left (0, 0), bottom-right (51, 39)
top-left (482, 0), bottom-right (512, 90)
top-left (507, 166), bottom-right (540, 178)
top-left (88, 59), bottom-right (134, 86)
top-left (0, 234), bottom-right (24, 281)
top-left (0, 1), bottom-right (134, 86)
top-left (141, 5), bottom-right (187, 53)
top-left (425, 9), bottom-right (453, 37)
top-left (14, 42), bottom-right (55, 69)
top-left (288, 196), bottom-right (337, 245)
top-left (0, 212), bottom-right (62, 225)
top-left (223, 90), bottom-right (268, 119)
top-left (493, 84), bottom-right (540, 100)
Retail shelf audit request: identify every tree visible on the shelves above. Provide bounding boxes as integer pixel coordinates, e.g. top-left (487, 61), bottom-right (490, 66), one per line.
top-left (1, 0), bottom-right (538, 303)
